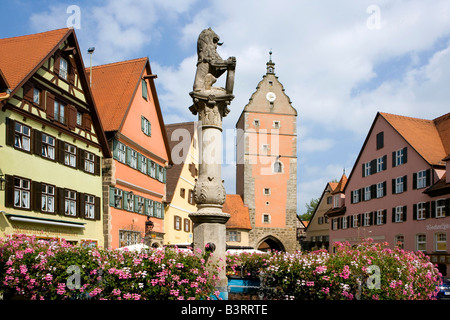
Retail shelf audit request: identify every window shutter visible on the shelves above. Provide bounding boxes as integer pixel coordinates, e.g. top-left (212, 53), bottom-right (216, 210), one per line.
top-left (137, 153), bottom-right (142, 171)
top-left (350, 191), bottom-right (354, 204)
top-left (403, 175), bottom-right (407, 192)
top-left (58, 140), bottom-right (65, 164)
top-left (413, 173), bottom-right (417, 189)
top-left (370, 211), bottom-right (374, 225)
top-left (383, 181), bottom-right (387, 196)
top-left (357, 214), bottom-right (362, 227)
top-left (382, 155), bottom-right (387, 170)
top-left (123, 191), bottom-right (129, 211)
top-left (392, 151), bottom-right (396, 167)
top-left (77, 148), bottom-right (84, 170)
top-left (370, 159), bottom-right (376, 175)
top-left (426, 169), bottom-right (431, 187)
top-left (109, 187), bottom-right (115, 207)
top-left (23, 82), bottom-right (34, 102)
top-left (46, 92), bottom-right (55, 120)
top-left (33, 130), bottom-right (42, 156)
top-left (425, 201), bottom-right (430, 219)
top-left (141, 116), bottom-right (145, 132)
top-left (53, 51), bottom-right (61, 75)
top-left (383, 210), bottom-right (387, 224)
top-left (112, 139), bottom-right (119, 160)
top-left (163, 167), bottom-right (166, 183)
top-left (392, 179), bottom-right (396, 194)
top-left (362, 163), bottom-right (365, 177)
top-left (134, 195), bottom-right (139, 213)
top-left (403, 206), bottom-right (407, 222)
top-left (5, 118), bottom-right (15, 147)
top-left (94, 155), bottom-right (101, 176)
top-left (68, 59), bottom-right (76, 85)
top-left (83, 113), bottom-right (92, 131)
top-left (142, 79), bottom-right (148, 100)
top-left (413, 204), bottom-right (417, 220)
top-left (31, 181), bottom-right (42, 212)
top-left (77, 192), bottom-right (83, 218)
top-left (67, 105), bottom-right (77, 130)
top-left (392, 208), bottom-right (396, 223)
top-left (371, 184), bottom-right (376, 199)
top-left (57, 187), bottom-right (65, 215)
top-left (4, 175), bottom-right (14, 208)
top-left (403, 147), bottom-right (407, 164)
top-left (94, 196), bottom-right (101, 220)
top-left (431, 200), bottom-right (436, 218)
top-left (126, 147), bottom-right (132, 166)
top-left (143, 199), bottom-right (149, 215)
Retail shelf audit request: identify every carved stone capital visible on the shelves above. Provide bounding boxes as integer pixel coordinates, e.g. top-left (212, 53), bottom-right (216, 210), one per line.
top-left (193, 176), bottom-right (226, 206)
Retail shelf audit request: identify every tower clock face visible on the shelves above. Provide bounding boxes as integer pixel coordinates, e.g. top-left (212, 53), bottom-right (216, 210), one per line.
top-left (266, 92), bottom-right (276, 102)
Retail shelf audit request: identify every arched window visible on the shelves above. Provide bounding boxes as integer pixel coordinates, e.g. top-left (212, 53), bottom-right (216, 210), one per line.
top-left (273, 161), bottom-right (283, 173)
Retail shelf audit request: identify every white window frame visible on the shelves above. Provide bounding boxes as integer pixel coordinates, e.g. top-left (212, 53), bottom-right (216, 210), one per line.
top-left (33, 88), bottom-right (41, 105)
top-left (416, 202), bottom-right (426, 220)
top-left (129, 150), bottom-right (138, 169)
top-left (352, 191), bottom-right (359, 204)
top-left (126, 193), bottom-right (134, 211)
top-left (417, 170), bottom-right (426, 189)
top-left (54, 100), bottom-right (65, 124)
top-left (117, 142), bottom-right (126, 163)
top-left (364, 162), bottom-right (371, 177)
top-left (76, 112), bottom-right (83, 126)
top-left (376, 182), bottom-right (384, 198)
top-left (41, 133), bottom-right (55, 160)
top-left (352, 215), bottom-right (358, 228)
top-left (333, 195), bottom-right (339, 208)
top-left (136, 196), bottom-right (145, 214)
top-left (342, 216), bottom-right (348, 229)
top-left (85, 195), bottom-right (95, 219)
top-left (435, 233), bottom-right (447, 252)
top-left (84, 151), bottom-right (95, 173)
top-left (364, 186), bottom-right (371, 201)
top-left (64, 190), bottom-right (77, 217)
top-left (273, 121), bottom-right (280, 129)
top-left (436, 199), bottom-right (446, 218)
top-left (416, 234), bottom-right (427, 252)
top-left (14, 122), bottom-right (31, 151)
top-left (395, 206), bottom-right (403, 222)
top-left (64, 143), bottom-right (77, 168)
top-left (377, 156), bottom-right (384, 172)
top-left (395, 235), bottom-right (405, 249)
top-left (364, 212), bottom-right (371, 226)
top-left (395, 149), bottom-right (404, 166)
top-left (41, 184), bottom-right (55, 213)
top-left (376, 210), bottom-right (383, 225)
top-left (395, 176), bottom-right (404, 194)
top-left (140, 155), bottom-right (147, 174)
top-left (263, 214), bottom-right (271, 224)
top-left (59, 57), bottom-right (68, 80)
top-left (14, 177), bottom-right (30, 209)
top-left (114, 189), bottom-right (123, 208)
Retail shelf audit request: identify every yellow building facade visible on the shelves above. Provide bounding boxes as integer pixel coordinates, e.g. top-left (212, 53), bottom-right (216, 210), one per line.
top-left (0, 29), bottom-right (110, 247)
top-left (163, 122), bottom-right (199, 246)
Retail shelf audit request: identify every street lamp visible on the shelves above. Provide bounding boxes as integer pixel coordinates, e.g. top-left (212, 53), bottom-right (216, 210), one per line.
top-left (87, 47), bottom-right (95, 87)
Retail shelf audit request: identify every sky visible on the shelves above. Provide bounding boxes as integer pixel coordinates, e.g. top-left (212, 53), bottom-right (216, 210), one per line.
top-left (1, 0), bottom-right (450, 215)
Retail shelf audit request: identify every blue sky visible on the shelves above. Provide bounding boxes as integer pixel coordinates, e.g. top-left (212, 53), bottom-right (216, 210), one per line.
top-left (2, 0), bottom-right (450, 215)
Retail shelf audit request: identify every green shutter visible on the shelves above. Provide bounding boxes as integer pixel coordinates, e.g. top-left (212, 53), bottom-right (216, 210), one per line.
top-left (112, 139), bottom-right (119, 160)
top-left (109, 187), bottom-right (115, 207)
top-left (142, 79), bottom-right (148, 100)
top-left (144, 199), bottom-right (149, 215)
top-left (126, 147), bottom-right (132, 166)
top-left (123, 191), bottom-right (129, 211)
top-left (134, 195), bottom-right (139, 213)
top-left (163, 167), bottom-right (166, 183)
top-left (137, 153), bottom-right (142, 171)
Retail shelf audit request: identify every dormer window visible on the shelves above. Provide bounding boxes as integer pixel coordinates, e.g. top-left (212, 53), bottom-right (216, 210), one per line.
top-left (59, 57), bottom-right (68, 80)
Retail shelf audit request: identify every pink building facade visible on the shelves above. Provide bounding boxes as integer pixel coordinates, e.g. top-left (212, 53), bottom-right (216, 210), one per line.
top-left (328, 112), bottom-right (450, 277)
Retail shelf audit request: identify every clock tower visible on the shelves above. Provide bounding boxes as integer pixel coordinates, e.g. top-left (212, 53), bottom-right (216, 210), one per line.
top-left (235, 53), bottom-right (299, 253)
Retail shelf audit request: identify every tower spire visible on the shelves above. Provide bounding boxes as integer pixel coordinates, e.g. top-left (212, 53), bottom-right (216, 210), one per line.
top-left (266, 50), bottom-right (275, 75)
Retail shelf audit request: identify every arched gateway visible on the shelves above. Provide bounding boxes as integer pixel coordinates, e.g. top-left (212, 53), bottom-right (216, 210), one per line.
top-left (257, 236), bottom-right (286, 252)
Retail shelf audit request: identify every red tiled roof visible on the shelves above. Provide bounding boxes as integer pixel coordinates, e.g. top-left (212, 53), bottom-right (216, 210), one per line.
top-left (380, 112), bottom-right (449, 166)
top-left (0, 28), bottom-right (70, 91)
top-left (87, 57), bottom-right (148, 132)
top-left (223, 194), bottom-right (251, 230)
top-left (331, 174), bottom-right (347, 194)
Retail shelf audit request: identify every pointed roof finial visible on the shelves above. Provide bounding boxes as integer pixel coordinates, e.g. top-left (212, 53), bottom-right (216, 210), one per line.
top-left (266, 49), bottom-right (275, 74)
top-left (269, 50), bottom-right (272, 62)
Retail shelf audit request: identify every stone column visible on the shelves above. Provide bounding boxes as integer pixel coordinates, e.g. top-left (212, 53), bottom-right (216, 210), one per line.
top-left (188, 28), bottom-right (236, 299)
top-left (189, 92), bottom-right (233, 299)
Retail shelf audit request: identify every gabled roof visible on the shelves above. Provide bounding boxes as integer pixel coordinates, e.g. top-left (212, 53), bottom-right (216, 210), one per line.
top-left (0, 28), bottom-right (70, 92)
top-left (87, 57), bottom-right (148, 132)
top-left (164, 122), bottom-right (196, 203)
top-left (304, 180), bottom-right (339, 232)
top-left (344, 111), bottom-right (450, 192)
top-left (0, 28), bottom-right (110, 158)
top-left (223, 194), bottom-right (251, 230)
top-left (380, 112), bottom-right (449, 166)
top-left (87, 57), bottom-right (172, 164)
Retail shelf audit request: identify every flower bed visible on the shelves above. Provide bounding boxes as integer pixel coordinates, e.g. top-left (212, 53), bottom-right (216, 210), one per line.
top-left (0, 234), bottom-right (219, 300)
top-left (0, 235), bottom-right (442, 300)
top-left (226, 239), bottom-right (442, 300)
